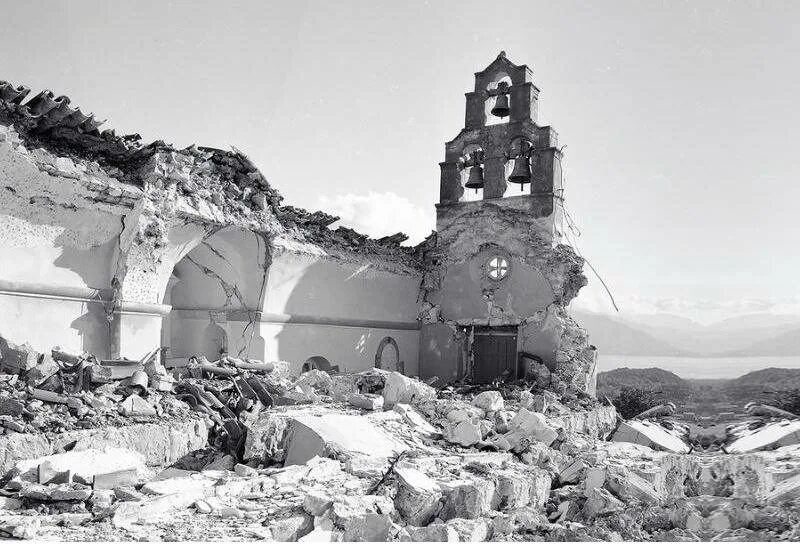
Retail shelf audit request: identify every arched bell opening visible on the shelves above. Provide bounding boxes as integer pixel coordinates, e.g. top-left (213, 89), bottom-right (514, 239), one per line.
top-left (503, 136), bottom-right (532, 198)
top-left (458, 144), bottom-right (485, 202)
top-left (484, 74), bottom-right (512, 126)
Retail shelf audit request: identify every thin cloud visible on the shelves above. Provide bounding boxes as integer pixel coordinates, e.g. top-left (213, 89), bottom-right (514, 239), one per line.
top-left (317, 191), bottom-right (434, 245)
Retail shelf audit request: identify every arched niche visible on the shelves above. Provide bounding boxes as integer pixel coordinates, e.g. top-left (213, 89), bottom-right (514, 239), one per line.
top-left (458, 143), bottom-right (484, 202)
top-left (484, 74), bottom-right (512, 127)
top-left (374, 336), bottom-right (403, 373)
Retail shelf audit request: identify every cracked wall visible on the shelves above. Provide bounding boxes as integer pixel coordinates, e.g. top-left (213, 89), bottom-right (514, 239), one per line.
top-left (1, 84), bottom-right (423, 373)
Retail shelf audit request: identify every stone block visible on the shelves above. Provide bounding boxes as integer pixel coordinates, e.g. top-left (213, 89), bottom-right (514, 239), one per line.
top-left (505, 408), bottom-right (558, 450)
top-left (93, 468), bottom-right (139, 490)
top-left (382, 371), bottom-right (435, 409)
top-left (440, 478), bottom-right (495, 520)
top-left (394, 466), bottom-right (442, 526)
top-left (342, 513), bottom-right (392, 542)
top-left (406, 523), bottom-right (459, 542)
top-left (119, 394), bottom-right (157, 417)
top-left (471, 391), bottom-right (504, 413)
top-left (446, 518), bottom-right (491, 542)
top-left (0, 397), bottom-right (24, 417)
top-left (348, 393), bottom-right (384, 411)
top-left (271, 514), bottom-right (314, 541)
top-left (0, 340), bottom-right (38, 374)
top-left (444, 418), bottom-right (482, 447)
top-left (283, 414), bottom-right (407, 466)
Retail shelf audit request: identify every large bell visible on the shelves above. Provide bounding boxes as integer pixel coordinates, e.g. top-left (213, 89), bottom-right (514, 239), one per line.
top-left (508, 155), bottom-right (531, 185)
top-left (464, 165), bottom-right (485, 190)
top-left (491, 93), bottom-right (510, 117)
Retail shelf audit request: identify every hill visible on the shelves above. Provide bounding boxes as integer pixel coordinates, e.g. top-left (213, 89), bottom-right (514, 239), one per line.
top-left (723, 367), bottom-right (800, 403)
top-left (729, 367), bottom-right (800, 388)
top-left (596, 367), bottom-right (692, 401)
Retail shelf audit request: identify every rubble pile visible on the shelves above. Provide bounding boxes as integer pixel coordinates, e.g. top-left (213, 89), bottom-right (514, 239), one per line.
top-left (3, 333), bottom-right (800, 541)
top-left (0, 335), bottom-right (618, 541)
top-left (0, 337), bottom-right (197, 437)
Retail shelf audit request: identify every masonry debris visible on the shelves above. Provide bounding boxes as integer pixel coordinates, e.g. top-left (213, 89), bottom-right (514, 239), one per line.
top-left (2, 335), bottom-right (799, 541)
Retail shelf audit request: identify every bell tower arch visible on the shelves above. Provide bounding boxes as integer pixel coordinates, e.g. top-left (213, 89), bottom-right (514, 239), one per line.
top-left (437, 51), bottom-right (564, 243)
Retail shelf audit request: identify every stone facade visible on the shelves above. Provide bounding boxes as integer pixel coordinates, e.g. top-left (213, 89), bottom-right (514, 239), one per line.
top-left (418, 53), bottom-right (595, 393)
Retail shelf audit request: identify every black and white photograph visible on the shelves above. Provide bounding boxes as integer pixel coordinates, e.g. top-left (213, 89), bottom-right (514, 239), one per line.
top-left (1, 0), bottom-right (799, 545)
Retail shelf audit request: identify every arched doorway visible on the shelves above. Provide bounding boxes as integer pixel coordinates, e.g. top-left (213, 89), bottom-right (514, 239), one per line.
top-left (375, 336), bottom-right (403, 373)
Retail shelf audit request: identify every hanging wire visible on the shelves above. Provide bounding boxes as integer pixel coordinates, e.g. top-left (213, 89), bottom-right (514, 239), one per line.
top-left (557, 157), bottom-right (620, 312)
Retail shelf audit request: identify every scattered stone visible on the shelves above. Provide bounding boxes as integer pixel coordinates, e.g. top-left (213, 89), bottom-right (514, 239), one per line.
top-left (444, 418), bottom-right (483, 447)
top-left (582, 487), bottom-right (624, 518)
top-left (119, 394), bottom-right (157, 417)
top-left (283, 414), bottom-right (407, 466)
top-left (446, 517), bottom-right (491, 542)
top-left (348, 393), bottom-right (384, 411)
top-left (342, 513), bottom-right (393, 542)
top-left (0, 496), bottom-right (22, 510)
top-left (303, 489), bottom-right (334, 516)
top-left (406, 523), bottom-right (460, 542)
top-left (382, 371), bottom-right (435, 409)
top-left (505, 408), bottom-right (558, 449)
top-left (270, 513), bottom-right (314, 541)
top-left (234, 463), bottom-right (258, 477)
top-left (394, 466), bottom-right (442, 526)
top-left (203, 454), bottom-right (236, 471)
top-left (217, 506), bottom-right (244, 519)
top-left (471, 391), bottom-right (504, 413)
top-left (0, 396), bottom-right (24, 417)
top-left (93, 468), bottom-right (139, 490)
top-left (440, 478), bottom-right (495, 520)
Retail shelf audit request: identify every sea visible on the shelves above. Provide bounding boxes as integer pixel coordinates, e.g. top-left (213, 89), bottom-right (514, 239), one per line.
top-left (595, 354), bottom-right (800, 380)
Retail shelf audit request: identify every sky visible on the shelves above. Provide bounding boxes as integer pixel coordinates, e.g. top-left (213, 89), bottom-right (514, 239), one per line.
top-left (2, 0), bottom-right (799, 324)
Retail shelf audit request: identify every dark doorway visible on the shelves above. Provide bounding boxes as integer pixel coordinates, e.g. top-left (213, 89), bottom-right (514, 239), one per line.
top-left (471, 326), bottom-right (518, 383)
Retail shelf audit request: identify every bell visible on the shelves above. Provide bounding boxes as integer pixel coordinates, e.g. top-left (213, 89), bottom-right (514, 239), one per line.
top-left (464, 165), bottom-right (485, 190)
top-left (508, 155), bottom-right (531, 185)
top-left (491, 93), bottom-right (510, 117)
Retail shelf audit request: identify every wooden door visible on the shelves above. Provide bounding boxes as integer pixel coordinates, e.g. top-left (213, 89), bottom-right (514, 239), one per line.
top-left (472, 328), bottom-right (518, 383)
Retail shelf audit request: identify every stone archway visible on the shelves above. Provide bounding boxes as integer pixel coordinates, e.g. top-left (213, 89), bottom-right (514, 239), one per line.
top-left (375, 336), bottom-right (403, 373)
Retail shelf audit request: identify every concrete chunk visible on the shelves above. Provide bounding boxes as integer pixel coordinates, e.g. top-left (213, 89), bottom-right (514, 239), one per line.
top-left (382, 371), bottom-right (435, 409)
top-left (348, 393), bottom-right (384, 411)
top-left (505, 408), bottom-right (558, 449)
top-left (12, 447), bottom-right (148, 485)
top-left (283, 414), bottom-right (407, 466)
top-left (471, 390), bottom-right (504, 413)
top-left (394, 466), bottom-right (442, 526)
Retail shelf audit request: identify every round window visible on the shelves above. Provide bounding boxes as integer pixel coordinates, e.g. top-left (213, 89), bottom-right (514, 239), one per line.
top-left (487, 256), bottom-right (510, 281)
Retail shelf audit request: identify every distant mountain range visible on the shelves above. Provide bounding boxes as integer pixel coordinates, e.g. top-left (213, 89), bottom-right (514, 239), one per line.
top-left (571, 310), bottom-right (800, 357)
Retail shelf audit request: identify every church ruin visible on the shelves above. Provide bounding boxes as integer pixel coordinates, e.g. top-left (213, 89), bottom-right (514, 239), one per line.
top-left (0, 52), bottom-right (595, 393)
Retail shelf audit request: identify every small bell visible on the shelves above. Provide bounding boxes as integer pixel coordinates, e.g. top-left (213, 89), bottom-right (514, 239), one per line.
top-left (465, 165), bottom-right (485, 191)
top-left (508, 155), bottom-right (531, 186)
top-left (491, 93), bottom-right (510, 118)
